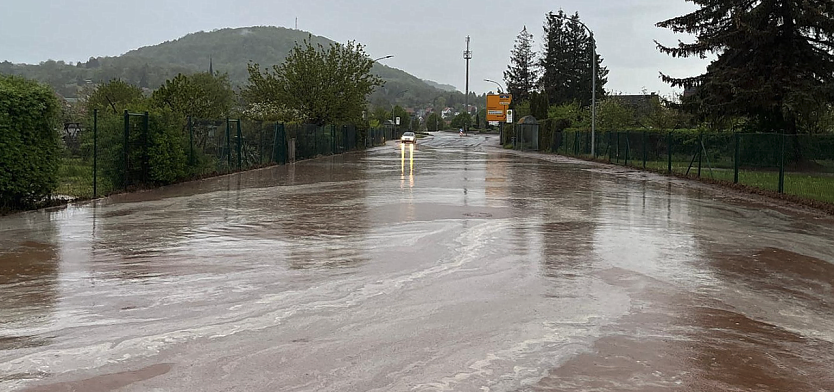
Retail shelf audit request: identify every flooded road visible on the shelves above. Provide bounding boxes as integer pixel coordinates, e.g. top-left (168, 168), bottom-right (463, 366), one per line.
top-left (2, 132), bottom-right (834, 391)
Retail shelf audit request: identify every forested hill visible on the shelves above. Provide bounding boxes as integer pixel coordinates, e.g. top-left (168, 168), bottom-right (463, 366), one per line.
top-left (422, 79), bottom-right (458, 92)
top-left (0, 26), bottom-right (457, 107)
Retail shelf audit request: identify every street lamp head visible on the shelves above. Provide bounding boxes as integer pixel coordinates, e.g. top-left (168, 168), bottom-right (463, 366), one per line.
top-left (484, 79), bottom-right (505, 94)
top-left (372, 55), bottom-right (393, 62)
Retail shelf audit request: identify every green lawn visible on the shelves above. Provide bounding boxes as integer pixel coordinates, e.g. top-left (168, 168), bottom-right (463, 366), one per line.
top-left (571, 155), bottom-right (834, 205)
top-left (55, 157), bottom-right (115, 199)
top-left (56, 157), bottom-right (93, 198)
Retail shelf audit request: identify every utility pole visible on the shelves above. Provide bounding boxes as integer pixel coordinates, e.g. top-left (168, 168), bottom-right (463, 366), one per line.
top-left (464, 36), bottom-right (472, 133)
top-left (590, 33), bottom-right (596, 157)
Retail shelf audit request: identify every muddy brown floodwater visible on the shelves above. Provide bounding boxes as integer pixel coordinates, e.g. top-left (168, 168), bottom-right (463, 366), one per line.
top-left (1, 133), bottom-right (833, 391)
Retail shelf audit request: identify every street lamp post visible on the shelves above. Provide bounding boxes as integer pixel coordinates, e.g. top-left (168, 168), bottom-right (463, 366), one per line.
top-left (590, 32), bottom-right (596, 157)
top-left (464, 36), bottom-right (472, 133)
top-left (484, 79), bottom-right (505, 94)
top-left (484, 79), bottom-right (508, 141)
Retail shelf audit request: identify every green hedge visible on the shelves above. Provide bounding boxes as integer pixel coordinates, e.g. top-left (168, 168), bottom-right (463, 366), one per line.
top-left (0, 75), bottom-right (61, 208)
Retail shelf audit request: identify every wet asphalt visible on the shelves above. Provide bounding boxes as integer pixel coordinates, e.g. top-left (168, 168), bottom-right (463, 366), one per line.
top-left (1, 132), bottom-right (833, 391)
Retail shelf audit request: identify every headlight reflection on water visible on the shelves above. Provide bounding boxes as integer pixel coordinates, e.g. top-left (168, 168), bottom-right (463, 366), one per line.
top-left (401, 143), bottom-right (414, 188)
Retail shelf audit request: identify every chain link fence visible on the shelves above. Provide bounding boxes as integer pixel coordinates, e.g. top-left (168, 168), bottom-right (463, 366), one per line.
top-left (548, 129), bottom-right (834, 205)
top-left (55, 110), bottom-right (388, 200)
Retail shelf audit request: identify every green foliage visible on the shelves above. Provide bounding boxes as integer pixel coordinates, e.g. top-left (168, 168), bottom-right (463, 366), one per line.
top-left (146, 110), bottom-right (187, 183)
top-left (514, 101), bottom-right (532, 119)
top-left (476, 109), bottom-right (487, 129)
top-left (548, 101), bottom-right (589, 129)
top-left (243, 38), bottom-right (383, 125)
top-left (369, 106), bottom-right (391, 127)
top-left (151, 72), bottom-right (236, 119)
top-left (392, 105), bottom-right (410, 126)
top-left (410, 116), bottom-right (422, 132)
top-left (504, 26), bottom-right (537, 103)
top-left (597, 98), bottom-right (635, 131)
top-left (0, 75), bottom-right (62, 208)
top-left (87, 107), bottom-right (188, 189)
top-left (0, 27), bottom-right (457, 112)
top-left (540, 10), bottom-right (608, 107)
top-left (529, 92), bottom-right (550, 120)
top-left (85, 79), bottom-right (144, 115)
top-left (451, 112), bottom-right (473, 129)
top-left (656, 0), bottom-right (834, 134)
top-left (426, 112), bottom-right (445, 131)
top-left (641, 95), bottom-right (694, 130)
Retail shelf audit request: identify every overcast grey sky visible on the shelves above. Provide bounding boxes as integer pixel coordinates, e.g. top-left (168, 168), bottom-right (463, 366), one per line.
top-left (0, 0), bottom-right (708, 96)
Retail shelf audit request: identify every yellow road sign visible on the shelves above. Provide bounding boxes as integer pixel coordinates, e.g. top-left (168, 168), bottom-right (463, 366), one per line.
top-left (486, 94), bottom-right (513, 122)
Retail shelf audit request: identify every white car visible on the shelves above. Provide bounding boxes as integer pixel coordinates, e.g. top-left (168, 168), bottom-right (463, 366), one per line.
top-left (400, 132), bottom-right (417, 144)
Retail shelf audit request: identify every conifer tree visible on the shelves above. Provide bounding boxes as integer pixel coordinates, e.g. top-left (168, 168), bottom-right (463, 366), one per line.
top-left (504, 26), bottom-right (538, 103)
top-left (656, 0), bottom-right (834, 133)
top-left (539, 10), bottom-right (607, 107)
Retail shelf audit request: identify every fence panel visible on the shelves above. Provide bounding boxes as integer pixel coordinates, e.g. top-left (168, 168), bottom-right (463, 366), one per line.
top-left (240, 120), bottom-right (275, 169)
top-left (735, 133), bottom-right (781, 192)
top-left (190, 118), bottom-right (229, 176)
top-left (56, 117), bottom-right (96, 198)
top-left (50, 114), bottom-right (420, 202)
top-left (783, 134), bottom-right (834, 203)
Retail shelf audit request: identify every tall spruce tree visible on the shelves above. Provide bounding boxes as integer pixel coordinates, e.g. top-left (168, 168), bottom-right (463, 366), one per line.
top-left (504, 26), bottom-right (538, 103)
top-left (540, 10), bottom-right (608, 108)
top-left (656, 1), bottom-right (834, 133)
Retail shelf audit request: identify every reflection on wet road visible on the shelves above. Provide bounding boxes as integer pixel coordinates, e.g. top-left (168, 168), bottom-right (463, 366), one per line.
top-left (1, 132), bottom-right (833, 391)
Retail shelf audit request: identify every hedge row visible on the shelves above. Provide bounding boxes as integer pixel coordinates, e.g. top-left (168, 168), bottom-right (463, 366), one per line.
top-left (0, 75), bottom-right (62, 209)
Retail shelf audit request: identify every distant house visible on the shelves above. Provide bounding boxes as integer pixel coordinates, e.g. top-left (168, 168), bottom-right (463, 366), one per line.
top-left (441, 107), bottom-right (453, 119)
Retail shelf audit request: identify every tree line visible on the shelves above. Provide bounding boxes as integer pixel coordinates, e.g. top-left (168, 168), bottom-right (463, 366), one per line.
top-left (1, 38), bottom-right (394, 210)
top-left (503, 2), bottom-right (834, 134)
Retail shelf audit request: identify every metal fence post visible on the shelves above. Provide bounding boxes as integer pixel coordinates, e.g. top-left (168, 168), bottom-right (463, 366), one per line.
top-left (93, 109), bottom-right (98, 198)
top-left (225, 118), bottom-right (231, 170)
top-left (697, 132), bottom-right (703, 178)
top-left (188, 116), bottom-right (194, 166)
top-left (123, 110), bottom-right (129, 189)
top-left (642, 131), bottom-right (647, 169)
top-left (573, 131), bottom-right (579, 157)
top-left (331, 125), bottom-right (335, 154)
top-left (667, 132), bottom-right (672, 174)
top-left (258, 123), bottom-right (264, 164)
top-left (143, 112), bottom-right (149, 184)
top-left (625, 131), bottom-right (630, 166)
top-left (272, 123), bottom-right (279, 163)
top-left (278, 122), bottom-right (286, 164)
top-left (779, 132), bottom-right (786, 193)
top-left (609, 131), bottom-right (613, 162)
top-left (734, 132), bottom-right (740, 184)
top-left (236, 120), bottom-right (242, 170)
top-left (593, 130), bottom-right (598, 158)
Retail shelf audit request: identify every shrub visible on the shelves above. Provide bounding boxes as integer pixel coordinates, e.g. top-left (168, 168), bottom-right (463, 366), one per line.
top-left (0, 75), bottom-right (62, 208)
